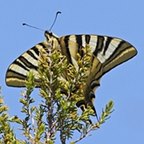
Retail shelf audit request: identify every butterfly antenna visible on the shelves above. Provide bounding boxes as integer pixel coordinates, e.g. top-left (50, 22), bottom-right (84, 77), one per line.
top-left (49, 11), bottom-right (61, 31)
top-left (22, 23), bottom-right (44, 31)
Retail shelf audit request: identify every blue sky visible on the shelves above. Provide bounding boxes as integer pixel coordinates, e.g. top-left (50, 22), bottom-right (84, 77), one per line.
top-left (0, 0), bottom-right (143, 143)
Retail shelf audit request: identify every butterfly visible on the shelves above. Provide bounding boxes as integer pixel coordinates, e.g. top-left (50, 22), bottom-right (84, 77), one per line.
top-left (5, 31), bottom-right (137, 119)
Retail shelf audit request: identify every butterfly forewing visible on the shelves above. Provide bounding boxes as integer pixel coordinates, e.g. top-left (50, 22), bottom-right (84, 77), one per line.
top-left (60, 34), bottom-right (137, 80)
top-left (6, 41), bottom-right (49, 87)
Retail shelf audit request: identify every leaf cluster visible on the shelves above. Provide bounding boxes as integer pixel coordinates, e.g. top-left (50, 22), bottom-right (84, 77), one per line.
top-left (0, 44), bottom-right (114, 144)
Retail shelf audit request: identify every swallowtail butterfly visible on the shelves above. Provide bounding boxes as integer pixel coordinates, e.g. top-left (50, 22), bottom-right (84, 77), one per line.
top-left (5, 31), bottom-right (137, 118)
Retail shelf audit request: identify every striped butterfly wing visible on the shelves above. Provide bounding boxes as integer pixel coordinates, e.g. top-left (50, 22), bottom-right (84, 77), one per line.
top-left (59, 34), bottom-right (137, 118)
top-left (59, 34), bottom-right (137, 88)
top-left (5, 41), bottom-right (49, 87)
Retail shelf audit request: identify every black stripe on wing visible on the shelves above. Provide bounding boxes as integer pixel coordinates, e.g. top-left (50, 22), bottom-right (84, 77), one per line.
top-left (19, 55), bottom-right (38, 70)
top-left (85, 35), bottom-right (91, 44)
top-left (63, 35), bottom-right (73, 64)
top-left (93, 36), bottom-right (104, 57)
top-left (103, 37), bottom-right (113, 55)
top-left (76, 35), bottom-right (84, 57)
